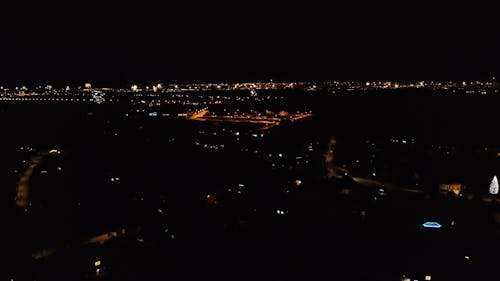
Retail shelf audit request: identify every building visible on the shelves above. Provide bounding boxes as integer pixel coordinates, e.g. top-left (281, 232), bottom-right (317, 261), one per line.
top-left (439, 182), bottom-right (461, 196)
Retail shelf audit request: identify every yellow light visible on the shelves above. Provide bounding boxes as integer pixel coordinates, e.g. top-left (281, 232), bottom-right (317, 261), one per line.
top-left (95, 260), bottom-right (101, 267)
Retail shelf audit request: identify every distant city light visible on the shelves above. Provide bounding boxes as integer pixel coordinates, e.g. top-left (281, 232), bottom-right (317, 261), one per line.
top-left (425, 275), bottom-right (432, 281)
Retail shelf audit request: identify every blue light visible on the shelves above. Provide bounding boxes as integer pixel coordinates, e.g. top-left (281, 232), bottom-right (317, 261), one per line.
top-left (422, 222), bottom-right (442, 228)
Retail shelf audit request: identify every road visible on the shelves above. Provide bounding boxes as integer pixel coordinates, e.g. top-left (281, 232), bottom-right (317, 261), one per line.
top-left (187, 110), bottom-right (313, 130)
top-left (351, 176), bottom-right (425, 194)
top-left (16, 155), bottom-right (44, 207)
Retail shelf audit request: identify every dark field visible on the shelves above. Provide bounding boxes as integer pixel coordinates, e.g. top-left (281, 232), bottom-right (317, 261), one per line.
top-left (1, 90), bottom-right (498, 281)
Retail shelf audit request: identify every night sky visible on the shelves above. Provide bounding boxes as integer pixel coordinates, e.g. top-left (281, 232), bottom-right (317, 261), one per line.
top-left (1, 1), bottom-right (499, 86)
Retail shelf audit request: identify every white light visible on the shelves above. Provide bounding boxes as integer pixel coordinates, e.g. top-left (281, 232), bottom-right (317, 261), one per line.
top-left (464, 255), bottom-right (470, 260)
top-left (425, 276), bottom-right (431, 281)
top-left (489, 175), bottom-right (498, 195)
top-left (95, 260), bottom-right (101, 267)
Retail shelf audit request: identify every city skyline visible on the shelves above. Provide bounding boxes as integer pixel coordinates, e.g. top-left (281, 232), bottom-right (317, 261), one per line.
top-left (1, 2), bottom-right (499, 280)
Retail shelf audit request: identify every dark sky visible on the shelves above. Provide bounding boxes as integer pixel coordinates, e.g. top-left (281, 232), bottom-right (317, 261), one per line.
top-left (0, 1), bottom-right (499, 86)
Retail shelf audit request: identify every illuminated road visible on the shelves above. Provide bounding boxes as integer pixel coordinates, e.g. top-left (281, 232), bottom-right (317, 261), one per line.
top-left (16, 155), bottom-right (44, 207)
top-left (289, 113), bottom-right (314, 122)
top-left (82, 228), bottom-right (127, 245)
top-left (351, 176), bottom-right (424, 194)
top-left (32, 228), bottom-right (129, 260)
top-left (187, 110), bottom-right (312, 129)
top-left (187, 108), bottom-right (210, 120)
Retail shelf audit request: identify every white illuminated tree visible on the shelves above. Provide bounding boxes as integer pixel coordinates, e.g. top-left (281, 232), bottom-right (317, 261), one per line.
top-left (489, 175), bottom-right (498, 195)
